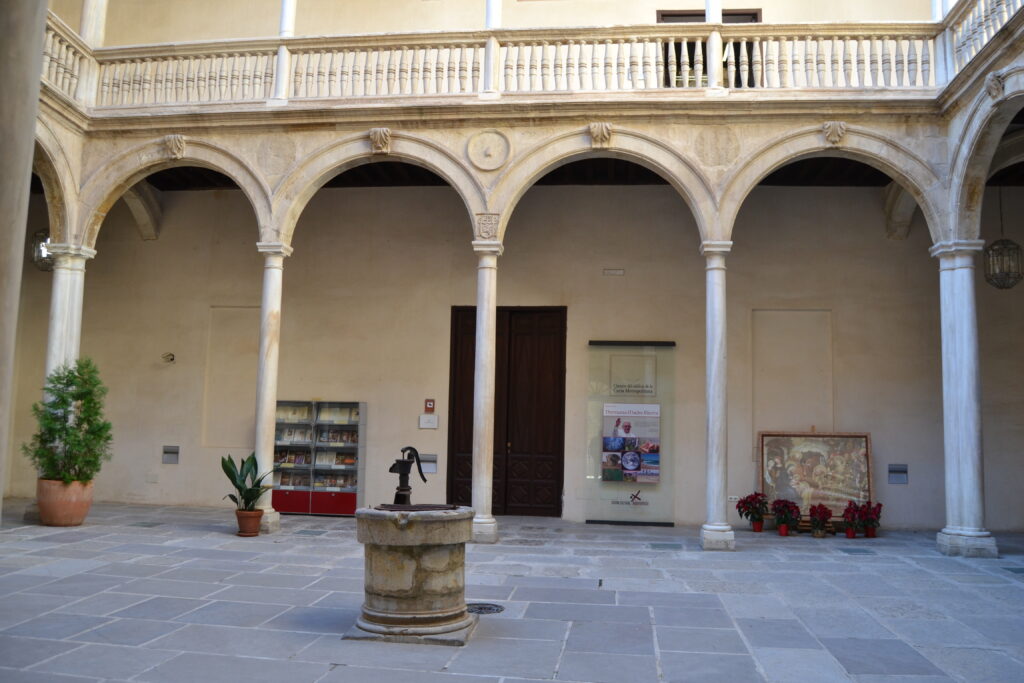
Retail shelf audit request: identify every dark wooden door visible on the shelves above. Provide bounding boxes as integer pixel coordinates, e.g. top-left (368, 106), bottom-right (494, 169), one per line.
top-left (447, 307), bottom-right (566, 516)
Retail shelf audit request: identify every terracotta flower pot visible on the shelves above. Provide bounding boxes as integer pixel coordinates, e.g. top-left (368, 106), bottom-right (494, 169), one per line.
top-left (235, 509), bottom-right (264, 537)
top-left (865, 526), bottom-right (877, 538)
top-left (777, 523), bottom-right (789, 536)
top-left (36, 479), bottom-right (94, 527)
top-left (752, 520), bottom-right (764, 532)
top-left (845, 527), bottom-right (857, 538)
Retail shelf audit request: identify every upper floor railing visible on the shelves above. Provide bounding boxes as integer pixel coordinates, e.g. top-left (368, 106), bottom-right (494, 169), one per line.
top-left (41, 0), bottom-right (1022, 112)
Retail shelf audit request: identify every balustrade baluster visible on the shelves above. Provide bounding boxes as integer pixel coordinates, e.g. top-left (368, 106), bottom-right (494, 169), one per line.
top-left (99, 63), bottom-right (111, 105)
top-left (472, 46), bottom-right (481, 92)
top-left (150, 60), bottom-right (164, 103)
top-left (526, 42), bottom-right (539, 91)
top-left (791, 38), bottom-right (804, 87)
top-left (51, 40), bottom-right (66, 90)
top-left (625, 38), bottom-right (638, 89)
top-left (129, 59), bottom-right (142, 103)
top-left (383, 49), bottom-right (396, 95)
top-left (653, 39), bottom-right (663, 89)
top-left (513, 43), bottom-right (525, 91)
top-left (694, 39), bottom-right (704, 88)
top-left (827, 37), bottom-right (838, 87)
top-left (63, 46), bottom-right (77, 95)
top-left (739, 40), bottom-right (750, 88)
top-left (42, 31), bottom-right (54, 83)
top-left (802, 36), bottom-right (813, 87)
top-left (407, 48), bottom-right (419, 94)
top-left (568, 40), bottom-right (580, 90)
top-left (667, 39), bottom-right (678, 88)
top-left (908, 38), bottom-right (919, 87)
top-left (641, 39), bottom-right (653, 89)
top-left (880, 37), bottom-right (892, 87)
top-left (725, 42), bottom-right (736, 89)
top-left (350, 50), bottom-right (363, 97)
top-left (443, 46), bottom-right (455, 93)
top-left (680, 39), bottom-right (691, 88)
top-left (70, 53), bottom-right (82, 100)
top-left (780, 38), bottom-right (792, 88)
top-left (458, 45), bottom-right (469, 92)
top-left (812, 38), bottom-right (823, 87)
top-left (429, 47), bottom-right (441, 94)
top-left (896, 38), bottom-right (907, 87)
top-left (856, 39), bottom-right (867, 88)
top-left (613, 40), bottom-right (625, 89)
top-left (214, 55), bottom-right (226, 100)
top-left (922, 38), bottom-right (932, 87)
top-left (139, 58), bottom-right (152, 103)
top-left (163, 60), bottom-right (176, 102)
top-left (752, 38), bottom-right (762, 88)
top-left (841, 37), bottom-right (853, 87)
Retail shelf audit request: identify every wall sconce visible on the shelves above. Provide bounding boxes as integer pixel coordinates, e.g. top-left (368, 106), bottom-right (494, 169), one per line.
top-left (31, 231), bottom-right (54, 272)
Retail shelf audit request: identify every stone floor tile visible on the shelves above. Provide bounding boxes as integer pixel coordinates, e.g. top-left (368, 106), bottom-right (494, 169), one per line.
top-left (306, 576), bottom-right (364, 592)
top-left (524, 602), bottom-right (650, 623)
top-left (173, 600), bottom-right (289, 627)
top-left (21, 573), bottom-right (124, 596)
top-left (820, 637), bottom-right (946, 675)
top-left (719, 594), bottom-right (795, 619)
top-left (0, 669), bottom-right (101, 683)
top-left (617, 591), bottom-right (722, 608)
top-left (310, 590), bottom-right (363, 609)
top-left (652, 606), bottom-right (733, 628)
top-left (0, 634), bottom-right (83, 668)
top-left (319, 667), bottom-right (493, 683)
top-left (56, 591), bottom-right (148, 616)
top-left (3, 613), bottom-right (111, 639)
top-left (135, 652), bottom-right (329, 683)
top-left (735, 618), bottom-right (822, 649)
top-left (659, 651), bottom-right (764, 682)
top-left (116, 578), bottom-right (224, 598)
top-left (953, 615), bottom-right (1024, 644)
top-left (258, 606), bottom-right (359, 634)
top-left (221, 571), bottom-right (316, 589)
top-left (852, 676), bottom-right (955, 682)
top-left (448, 637), bottom-right (562, 678)
top-left (792, 606), bottom-right (896, 639)
top-left (882, 617), bottom-right (991, 647)
top-left (293, 637), bottom-right (457, 669)
top-left (656, 626), bottom-right (747, 654)
top-left (917, 646), bottom-right (1024, 683)
top-left (30, 642), bottom-right (178, 679)
top-left (0, 574), bottom-right (56, 595)
top-left (510, 586), bottom-right (615, 604)
top-left (72, 617), bottom-right (187, 645)
top-left (167, 548), bottom-right (262, 562)
top-left (752, 646), bottom-right (851, 683)
top-left (465, 584), bottom-right (514, 601)
top-left (152, 567), bottom-right (237, 582)
top-left (111, 596), bottom-right (208, 620)
top-left (558, 651), bottom-right (659, 683)
top-left (211, 584), bottom-right (329, 606)
top-left (565, 621), bottom-right (654, 655)
top-left (87, 562), bottom-right (169, 578)
top-left (0, 593), bottom-right (70, 630)
top-left (145, 623), bottom-right (319, 658)
top-left (471, 616), bottom-right (567, 640)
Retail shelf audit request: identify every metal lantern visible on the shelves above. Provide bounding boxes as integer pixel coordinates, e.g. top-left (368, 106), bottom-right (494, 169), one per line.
top-left (983, 188), bottom-right (1022, 290)
top-left (31, 231), bottom-right (54, 272)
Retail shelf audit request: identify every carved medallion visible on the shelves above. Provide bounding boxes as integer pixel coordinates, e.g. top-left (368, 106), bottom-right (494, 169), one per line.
top-left (467, 130), bottom-right (511, 171)
top-left (985, 70), bottom-right (1006, 99)
top-left (822, 121), bottom-right (848, 146)
top-left (589, 122), bottom-right (613, 149)
top-left (475, 213), bottom-right (500, 240)
top-left (164, 134), bottom-right (186, 160)
top-left (695, 127), bottom-right (739, 167)
top-left (369, 127), bottom-right (391, 154)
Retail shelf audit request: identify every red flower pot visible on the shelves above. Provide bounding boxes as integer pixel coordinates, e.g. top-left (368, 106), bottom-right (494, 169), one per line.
top-left (845, 527), bottom-right (856, 539)
top-left (752, 520), bottom-right (764, 532)
top-left (865, 526), bottom-right (877, 538)
top-left (777, 524), bottom-right (789, 536)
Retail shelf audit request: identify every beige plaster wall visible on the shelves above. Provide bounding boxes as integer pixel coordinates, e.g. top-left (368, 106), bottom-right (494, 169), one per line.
top-left (49, 0), bottom-right (83, 31)
top-left (99, 0), bottom-right (932, 46)
top-left (9, 182), bottom-right (1023, 531)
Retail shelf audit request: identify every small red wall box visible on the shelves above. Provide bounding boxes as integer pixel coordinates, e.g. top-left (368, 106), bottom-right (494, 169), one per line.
top-left (425, 399), bottom-right (435, 413)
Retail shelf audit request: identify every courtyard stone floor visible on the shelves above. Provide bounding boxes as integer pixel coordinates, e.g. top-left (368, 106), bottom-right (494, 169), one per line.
top-left (1, 499), bottom-right (1023, 682)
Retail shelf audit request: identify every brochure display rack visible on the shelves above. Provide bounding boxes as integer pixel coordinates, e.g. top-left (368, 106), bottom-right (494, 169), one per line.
top-left (271, 401), bottom-right (365, 516)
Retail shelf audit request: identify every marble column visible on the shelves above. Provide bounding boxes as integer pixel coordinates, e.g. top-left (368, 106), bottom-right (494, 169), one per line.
top-left (254, 242), bottom-right (292, 533)
top-left (700, 241), bottom-right (735, 550)
top-left (482, 0), bottom-right (502, 95)
top-left (930, 240), bottom-right (998, 558)
top-left (271, 0), bottom-right (297, 102)
top-left (0, 0), bottom-right (48, 524)
top-left (471, 238), bottom-right (502, 543)
top-left (80, 0), bottom-right (109, 46)
top-left (705, 0), bottom-right (723, 89)
top-left (44, 245), bottom-right (97, 377)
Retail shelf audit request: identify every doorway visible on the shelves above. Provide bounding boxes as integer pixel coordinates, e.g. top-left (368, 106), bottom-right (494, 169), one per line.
top-left (447, 306), bottom-right (566, 516)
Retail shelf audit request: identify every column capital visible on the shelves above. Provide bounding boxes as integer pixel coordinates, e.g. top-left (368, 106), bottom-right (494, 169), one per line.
top-left (929, 240), bottom-right (984, 259)
top-left (257, 242), bottom-right (294, 258)
top-left (472, 240), bottom-right (504, 256)
top-left (700, 240), bottom-right (733, 256)
top-left (47, 243), bottom-right (97, 260)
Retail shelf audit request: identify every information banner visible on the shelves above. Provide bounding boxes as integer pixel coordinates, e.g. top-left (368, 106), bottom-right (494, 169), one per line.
top-left (601, 403), bottom-right (661, 484)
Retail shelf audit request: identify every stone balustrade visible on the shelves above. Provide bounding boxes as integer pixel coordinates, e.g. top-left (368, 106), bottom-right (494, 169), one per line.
top-left (41, 3), bottom-right (1023, 110)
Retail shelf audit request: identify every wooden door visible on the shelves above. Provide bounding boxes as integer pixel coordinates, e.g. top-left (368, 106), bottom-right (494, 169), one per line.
top-left (447, 307), bottom-right (566, 516)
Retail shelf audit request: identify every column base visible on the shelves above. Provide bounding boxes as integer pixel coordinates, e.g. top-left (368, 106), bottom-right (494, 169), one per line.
top-left (700, 525), bottom-right (735, 551)
top-left (259, 509), bottom-right (281, 534)
top-left (936, 531), bottom-right (998, 558)
top-left (22, 502), bottom-right (40, 524)
top-left (472, 516), bottom-right (498, 544)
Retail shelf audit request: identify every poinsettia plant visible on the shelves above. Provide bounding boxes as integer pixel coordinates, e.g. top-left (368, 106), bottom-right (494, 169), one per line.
top-left (770, 498), bottom-right (801, 526)
top-left (736, 492), bottom-right (769, 522)
top-left (809, 503), bottom-right (832, 531)
top-left (859, 500), bottom-right (883, 528)
top-left (842, 500), bottom-right (862, 530)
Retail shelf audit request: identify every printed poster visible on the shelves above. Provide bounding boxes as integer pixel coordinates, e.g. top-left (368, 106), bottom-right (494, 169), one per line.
top-left (601, 403), bottom-right (660, 484)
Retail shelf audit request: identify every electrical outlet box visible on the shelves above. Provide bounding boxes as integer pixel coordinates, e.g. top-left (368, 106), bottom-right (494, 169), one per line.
top-left (727, 495), bottom-right (739, 502)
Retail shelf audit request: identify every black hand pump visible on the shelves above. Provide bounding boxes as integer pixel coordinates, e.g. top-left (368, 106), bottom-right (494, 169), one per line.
top-left (389, 446), bottom-right (427, 505)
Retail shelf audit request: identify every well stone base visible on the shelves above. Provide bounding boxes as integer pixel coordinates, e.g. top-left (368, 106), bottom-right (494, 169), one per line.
top-left (344, 614), bottom-right (478, 646)
top-left (936, 531), bottom-right (998, 558)
top-left (700, 527), bottom-right (735, 551)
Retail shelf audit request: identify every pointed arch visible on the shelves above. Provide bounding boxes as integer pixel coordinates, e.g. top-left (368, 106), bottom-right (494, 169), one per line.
top-left (489, 128), bottom-right (716, 242)
top-left (272, 131), bottom-right (486, 244)
top-left (33, 118), bottom-right (77, 243)
top-left (719, 125), bottom-right (945, 243)
top-left (77, 136), bottom-right (272, 248)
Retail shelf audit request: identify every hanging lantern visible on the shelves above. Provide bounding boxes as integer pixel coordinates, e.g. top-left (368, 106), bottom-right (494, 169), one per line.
top-left (983, 188), bottom-right (1022, 290)
top-left (31, 231), bottom-right (54, 272)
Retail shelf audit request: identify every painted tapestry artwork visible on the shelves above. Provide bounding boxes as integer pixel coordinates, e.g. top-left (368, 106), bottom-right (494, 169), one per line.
top-left (759, 432), bottom-right (871, 516)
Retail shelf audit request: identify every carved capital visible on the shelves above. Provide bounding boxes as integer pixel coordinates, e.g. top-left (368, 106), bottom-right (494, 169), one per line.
top-left (985, 70), bottom-right (1007, 99)
top-left (700, 240), bottom-right (733, 256)
top-left (474, 213), bottom-right (500, 240)
top-left (929, 239), bottom-right (985, 259)
top-left (47, 243), bottom-right (98, 260)
top-left (822, 121), bottom-right (847, 147)
top-left (164, 134), bottom-right (187, 160)
top-left (589, 122), bottom-right (613, 149)
top-left (472, 240), bottom-right (504, 256)
top-left (369, 127), bottom-right (391, 154)
top-left (257, 241), bottom-right (294, 258)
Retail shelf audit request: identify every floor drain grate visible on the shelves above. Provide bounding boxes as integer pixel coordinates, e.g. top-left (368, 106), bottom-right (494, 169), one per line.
top-left (650, 543), bottom-right (684, 550)
top-left (467, 603), bottom-right (505, 615)
top-left (838, 548), bottom-right (876, 555)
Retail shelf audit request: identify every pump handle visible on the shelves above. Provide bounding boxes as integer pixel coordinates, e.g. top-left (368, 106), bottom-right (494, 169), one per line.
top-left (401, 446), bottom-right (427, 483)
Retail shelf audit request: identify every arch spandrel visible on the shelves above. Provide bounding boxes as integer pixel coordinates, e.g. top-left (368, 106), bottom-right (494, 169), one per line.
top-left (271, 132), bottom-right (487, 245)
top-left (77, 136), bottom-right (273, 249)
top-left (488, 128), bottom-right (717, 243)
top-left (719, 126), bottom-right (946, 244)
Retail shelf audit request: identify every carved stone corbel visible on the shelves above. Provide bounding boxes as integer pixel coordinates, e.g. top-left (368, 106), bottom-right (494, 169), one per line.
top-left (369, 127), bottom-right (392, 154)
top-left (822, 121), bottom-right (847, 147)
top-left (985, 70), bottom-right (1007, 99)
top-left (164, 134), bottom-right (186, 160)
top-left (474, 213), bottom-right (500, 240)
top-left (589, 122), bottom-right (613, 149)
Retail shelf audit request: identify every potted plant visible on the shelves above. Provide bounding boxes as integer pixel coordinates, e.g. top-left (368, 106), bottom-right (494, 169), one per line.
top-left (222, 452), bottom-right (272, 537)
top-left (809, 503), bottom-right (832, 538)
top-left (770, 498), bottom-right (801, 536)
top-left (736, 492), bottom-right (769, 532)
top-left (842, 500), bottom-right (861, 538)
top-left (22, 359), bottom-right (113, 526)
top-left (859, 500), bottom-right (883, 538)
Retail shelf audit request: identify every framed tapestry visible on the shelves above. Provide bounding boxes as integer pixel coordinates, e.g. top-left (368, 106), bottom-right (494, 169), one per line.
top-left (758, 432), bottom-right (872, 517)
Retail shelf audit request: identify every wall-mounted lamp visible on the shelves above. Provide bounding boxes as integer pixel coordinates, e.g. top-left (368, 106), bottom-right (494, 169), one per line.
top-left (983, 187), bottom-right (1022, 289)
top-left (31, 231), bottom-right (54, 271)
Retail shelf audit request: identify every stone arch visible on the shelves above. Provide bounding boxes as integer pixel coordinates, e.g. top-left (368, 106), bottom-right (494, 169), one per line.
top-left (720, 125), bottom-right (945, 243)
top-left (272, 131), bottom-right (486, 244)
top-left (950, 64), bottom-right (1024, 240)
top-left (78, 135), bottom-right (273, 248)
top-left (33, 118), bottom-right (77, 243)
top-left (489, 128), bottom-right (716, 242)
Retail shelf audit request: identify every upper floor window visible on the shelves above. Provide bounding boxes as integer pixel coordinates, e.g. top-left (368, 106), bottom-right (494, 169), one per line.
top-left (656, 10), bottom-right (762, 23)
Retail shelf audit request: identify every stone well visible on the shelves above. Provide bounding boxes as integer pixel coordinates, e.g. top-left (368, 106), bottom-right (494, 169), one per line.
top-left (345, 505), bottom-right (477, 645)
